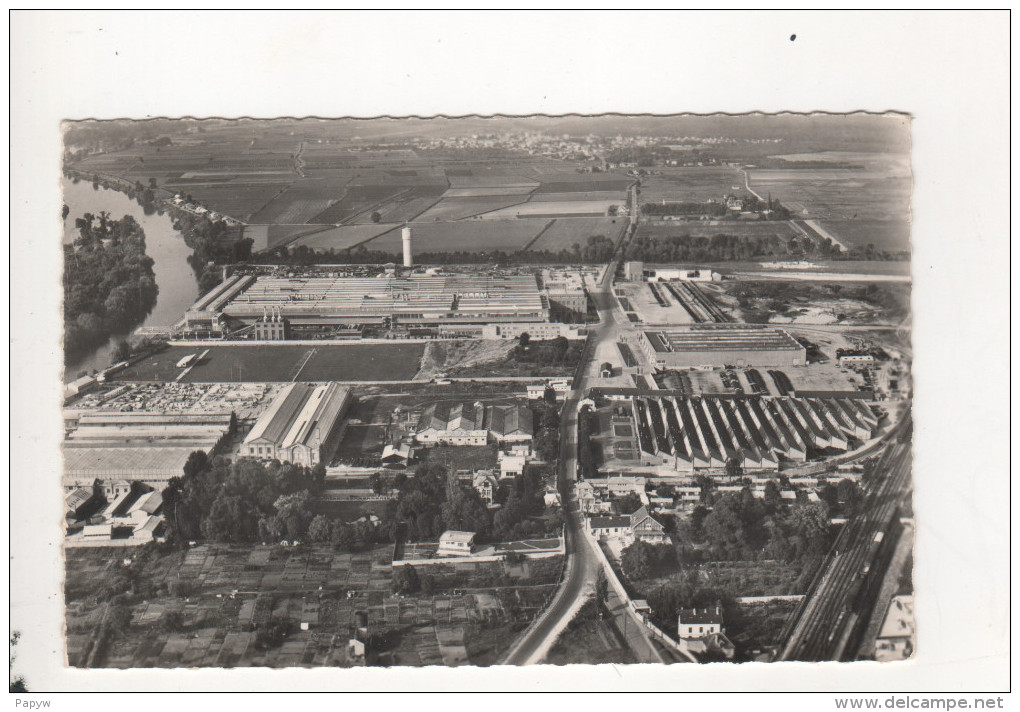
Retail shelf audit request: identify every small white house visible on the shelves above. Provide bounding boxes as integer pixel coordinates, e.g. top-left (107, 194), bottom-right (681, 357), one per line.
top-left (437, 530), bottom-right (476, 557)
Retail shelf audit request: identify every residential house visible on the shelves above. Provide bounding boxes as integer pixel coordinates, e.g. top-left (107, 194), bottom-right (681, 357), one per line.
top-left (676, 605), bottom-right (736, 660)
top-left (473, 472), bottom-right (499, 506)
top-left (629, 506), bottom-right (668, 544)
top-left (587, 515), bottom-right (632, 540)
top-left (437, 530), bottom-right (476, 557)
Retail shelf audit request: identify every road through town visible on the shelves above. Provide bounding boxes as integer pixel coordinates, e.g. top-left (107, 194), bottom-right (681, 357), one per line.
top-left (504, 209), bottom-right (663, 664)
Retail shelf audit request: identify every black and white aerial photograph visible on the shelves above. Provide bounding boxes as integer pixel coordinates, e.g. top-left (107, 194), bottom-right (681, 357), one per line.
top-left (9, 10), bottom-right (1010, 704)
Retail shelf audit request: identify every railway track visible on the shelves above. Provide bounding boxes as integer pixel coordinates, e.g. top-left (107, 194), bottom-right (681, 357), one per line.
top-left (779, 414), bottom-right (912, 661)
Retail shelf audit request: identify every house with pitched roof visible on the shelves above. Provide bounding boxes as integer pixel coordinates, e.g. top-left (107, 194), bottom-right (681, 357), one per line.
top-left (416, 402), bottom-right (488, 446)
top-left (629, 505), bottom-right (668, 544)
top-left (676, 605), bottom-right (736, 659)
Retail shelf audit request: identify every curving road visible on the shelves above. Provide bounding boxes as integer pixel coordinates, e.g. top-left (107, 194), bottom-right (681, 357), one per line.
top-left (504, 198), bottom-right (661, 664)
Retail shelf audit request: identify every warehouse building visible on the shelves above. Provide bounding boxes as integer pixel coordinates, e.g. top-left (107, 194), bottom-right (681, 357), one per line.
top-left (641, 325), bottom-right (806, 369)
top-left (181, 273), bottom-right (551, 335)
top-left (62, 411), bottom-right (234, 494)
top-left (240, 382), bottom-right (353, 467)
top-left (415, 401), bottom-right (534, 446)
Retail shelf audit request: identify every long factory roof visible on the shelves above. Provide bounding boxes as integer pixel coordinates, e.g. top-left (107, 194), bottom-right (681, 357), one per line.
top-left (188, 273), bottom-right (548, 319)
top-left (644, 324), bottom-right (804, 353)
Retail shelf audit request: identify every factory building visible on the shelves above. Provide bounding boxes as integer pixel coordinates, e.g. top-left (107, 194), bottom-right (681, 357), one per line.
top-left (541, 269), bottom-right (589, 317)
top-left (181, 273), bottom-right (549, 334)
top-left (623, 260), bottom-right (720, 282)
top-left (252, 307), bottom-right (289, 341)
top-left (62, 411), bottom-right (234, 494)
top-left (641, 325), bottom-right (806, 369)
top-left (241, 383), bottom-right (353, 467)
top-left (415, 401), bottom-right (534, 446)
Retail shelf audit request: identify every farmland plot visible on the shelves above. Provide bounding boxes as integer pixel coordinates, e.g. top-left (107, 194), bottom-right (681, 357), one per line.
top-left (292, 223), bottom-right (402, 250)
top-left (415, 196), bottom-right (530, 222)
top-left (443, 186), bottom-right (536, 198)
top-left (638, 166), bottom-right (745, 203)
top-left (447, 173), bottom-right (539, 189)
top-left (634, 221), bottom-right (799, 241)
top-left (480, 200), bottom-right (619, 219)
top-left (533, 178), bottom-right (633, 193)
top-left (528, 218), bottom-right (627, 252)
top-left (530, 190), bottom-right (626, 202)
top-left (365, 220), bottom-right (548, 253)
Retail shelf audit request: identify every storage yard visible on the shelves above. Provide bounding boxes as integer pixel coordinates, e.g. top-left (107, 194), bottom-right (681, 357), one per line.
top-left (111, 344), bottom-right (427, 383)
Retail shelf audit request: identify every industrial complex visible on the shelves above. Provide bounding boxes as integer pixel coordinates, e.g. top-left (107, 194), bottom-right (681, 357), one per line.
top-left (641, 324), bottom-right (807, 369)
top-left (180, 269), bottom-right (588, 340)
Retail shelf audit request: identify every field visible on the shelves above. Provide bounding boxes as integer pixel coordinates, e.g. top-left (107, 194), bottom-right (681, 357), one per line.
top-left (634, 220), bottom-right (800, 241)
top-left (65, 543), bottom-right (562, 668)
top-left (365, 220), bottom-right (549, 253)
top-left (747, 153), bottom-right (911, 250)
top-left (480, 200), bottom-right (620, 219)
top-left (112, 344), bottom-right (427, 383)
top-left (638, 166), bottom-right (746, 203)
top-left (291, 223), bottom-right (401, 250)
top-left (530, 190), bottom-right (626, 202)
top-left (527, 217), bottom-right (628, 252)
top-left (414, 196), bottom-right (530, 222)
top-left (442, 186), bottom-right (536, 198)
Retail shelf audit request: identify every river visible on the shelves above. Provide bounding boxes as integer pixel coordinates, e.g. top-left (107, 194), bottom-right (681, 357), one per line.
top-left (63, 177), bottom-right (199, 377)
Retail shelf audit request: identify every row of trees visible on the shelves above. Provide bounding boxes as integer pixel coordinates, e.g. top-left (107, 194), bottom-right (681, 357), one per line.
top-left (63, 212), bottom-right (159, 364)
top-left (255, 233), bottom-right (618, 268)
top-left (626, 231), bottom-right (844, 263)
top-left (641, 201), bottom-right (728, 217)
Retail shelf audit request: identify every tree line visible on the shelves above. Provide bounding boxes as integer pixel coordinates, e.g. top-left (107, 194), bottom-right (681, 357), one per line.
top-left (253, 233), bottom-right (617, 268)
top-left (626, 231), bottom-right (845, 263)
top-left (63, 212), bottom-right (159, 364)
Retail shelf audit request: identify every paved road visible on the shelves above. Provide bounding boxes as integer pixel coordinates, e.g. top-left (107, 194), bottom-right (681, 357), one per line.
top-left (505, 218), bottom-right (662, 664)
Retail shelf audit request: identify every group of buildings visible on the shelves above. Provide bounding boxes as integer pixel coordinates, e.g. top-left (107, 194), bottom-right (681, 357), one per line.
top-left (179, 269), bottom-right (589, 341)
top-left (640, 325), bottom-right (807, 369)
top-left (414, 401), bottom-right (534, 447)
top-left (628, 394), bottom-right (879, 472)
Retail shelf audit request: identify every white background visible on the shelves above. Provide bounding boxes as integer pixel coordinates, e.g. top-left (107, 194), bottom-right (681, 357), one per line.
top-left (7, 9), bottom-right (1012, 699)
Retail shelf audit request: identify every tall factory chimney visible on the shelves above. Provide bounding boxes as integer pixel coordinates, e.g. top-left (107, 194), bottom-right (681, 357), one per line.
top-left (401, 226), bottom-right (413, 268)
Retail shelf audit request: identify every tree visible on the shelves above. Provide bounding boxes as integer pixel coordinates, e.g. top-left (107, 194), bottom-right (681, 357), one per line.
top-left (518, 332), bottom-right (531, 348)
top-left (159, 611), bottom-right (184, 633)
top-left (615, 492), bottom-right (643, 515)
top-left (725, 456), bottom-right (743, 479)
top-left (111, 339), bottom-right (132, 365)
top-left (370, 211), bottom-right (382, 223)
top-left (764, 479), bottom-right (782, 511)
top-left (308, 515), bottom-right (332, 543)
top-left (595, 569), bottom-right (609, 619)
top-left (620, 540), bottom-right (653, 580)
top-left (393, 565), bottom-right (420, 594)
